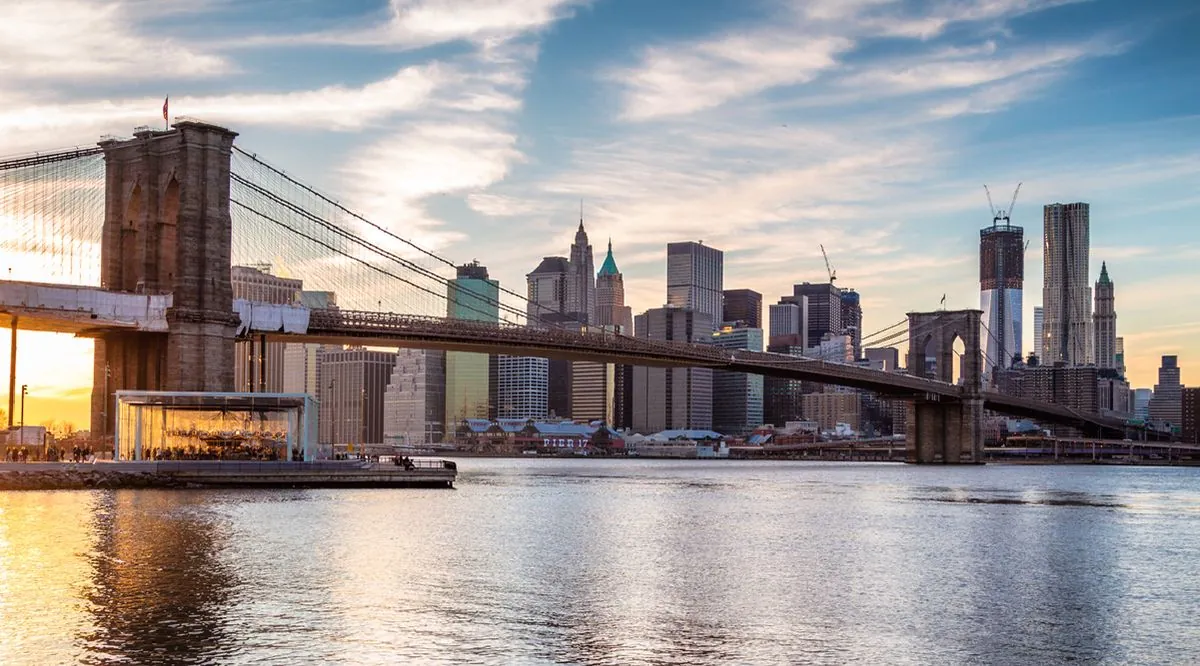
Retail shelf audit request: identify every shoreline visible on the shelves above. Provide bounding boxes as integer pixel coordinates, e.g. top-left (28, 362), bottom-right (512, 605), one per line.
top-left (0, 461), bottom-right (456, 491)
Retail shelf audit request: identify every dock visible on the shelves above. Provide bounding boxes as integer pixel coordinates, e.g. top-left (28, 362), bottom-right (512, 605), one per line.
top-left (0, 459), bottom-right (457, 490)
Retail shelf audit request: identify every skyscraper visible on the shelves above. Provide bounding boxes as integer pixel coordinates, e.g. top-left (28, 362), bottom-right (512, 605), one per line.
top-left (1093, 262), bottom-right (1117, 370)
top-left (526, 256), bottom-right (571, 324)
top-left (768, 300), bottom-right (807, 349)
top-left (231, 265), bottom-right (302, 392)
top-left (712, 326), bottom-right (764, 436)
top-left (496, 355), bottom-right (549, 419)
top-left (567, 220), bottom-right (596, 325)
top-left (383, 348), bottom-right (445, 446)
top-left (632, 307), bottom-right (714, 432)
top-left (980, 216), bottom-right (1024, 375)
top-left (722, 289), bottom-right (762, 328)
top-left (840, 289), bottom-right (863, 361)
top-left (576, 240), bottom-right (632, 424)
top-left (1032, 305), bottom-right (1044, 361)
top-left (317, 347), bottom-right (396, 449)
top-left (666, 241), bottom-right (723, 331)
top-left (595, 240), bottom-right (634, 333)
top-left (1148, 355), bottom-right (1182, 427)
top-left (446, 262), bottom-right (498, 423)
top-left (785, 283), bottom-right (841, 345)
top-left (1043, 202), bottom-right (1091, 366)
top-left (1115, 337), bottom-right (1126, 378)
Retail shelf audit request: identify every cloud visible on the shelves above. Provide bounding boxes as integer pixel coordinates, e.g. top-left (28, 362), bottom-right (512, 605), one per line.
top-left (614, 34), bottom-right (853, 121)
top-left (0, 66), bottom-right (441, 154)
top-left (0, 0), bottom-right (227, 86)
top-left (612, 0), bottom-right (1104, 122)
top-left (236, 0), bottom-right (590, 49)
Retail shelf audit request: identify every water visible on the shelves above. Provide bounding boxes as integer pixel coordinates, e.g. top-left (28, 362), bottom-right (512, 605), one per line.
top-left (2, 459), bottom-right (1199, 665)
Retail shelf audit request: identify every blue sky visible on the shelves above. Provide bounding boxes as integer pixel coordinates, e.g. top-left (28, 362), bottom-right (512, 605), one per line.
top-left (1, 0), bottom-right (1198, 423)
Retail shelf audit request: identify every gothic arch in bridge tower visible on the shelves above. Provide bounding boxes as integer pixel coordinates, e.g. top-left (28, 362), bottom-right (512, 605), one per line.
top-left (159, 175), bottom-right (179, 286)
top-left (120, 183), bottom-right (142, 292)
top-left (906, 310), bottom-right (982, 391)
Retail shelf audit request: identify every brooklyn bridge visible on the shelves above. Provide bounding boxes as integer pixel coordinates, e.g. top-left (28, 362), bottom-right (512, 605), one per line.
top-left (0, 121), bottom-right (1146, 463)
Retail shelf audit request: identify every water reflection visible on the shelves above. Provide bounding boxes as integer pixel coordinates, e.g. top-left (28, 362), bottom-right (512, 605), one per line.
top-left (1, 461), bottom-right (1199, 665)
top-left (78, 491), bottom-right (236, 665)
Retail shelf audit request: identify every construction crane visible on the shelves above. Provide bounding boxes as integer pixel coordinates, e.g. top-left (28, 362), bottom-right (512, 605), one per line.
top-left (983, 182), bottom-right (1022, 227)
top-left (819, 244), bottom-right (836, 283)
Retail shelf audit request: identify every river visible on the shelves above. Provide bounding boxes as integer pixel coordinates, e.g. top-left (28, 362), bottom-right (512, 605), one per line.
top-left (1, 459), bottom-right (1198, 665)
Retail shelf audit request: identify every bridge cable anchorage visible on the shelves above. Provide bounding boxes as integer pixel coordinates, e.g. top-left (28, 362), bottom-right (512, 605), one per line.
top-left (231, 148), bottom-right (570, 329)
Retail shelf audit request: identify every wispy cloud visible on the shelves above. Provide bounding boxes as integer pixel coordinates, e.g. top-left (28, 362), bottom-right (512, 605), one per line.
top-left (234, 0), bottom-right (590, 49)
top-left (0, 0), bottom-right (228, 86)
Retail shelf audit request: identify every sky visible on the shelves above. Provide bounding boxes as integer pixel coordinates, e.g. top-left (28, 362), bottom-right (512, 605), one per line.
top-left (1, 0), bottom-right (1198, 429)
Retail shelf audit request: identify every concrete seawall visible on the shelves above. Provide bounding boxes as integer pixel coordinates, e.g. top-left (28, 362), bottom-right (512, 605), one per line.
top-left (0, 461), bottom-right (456, 490)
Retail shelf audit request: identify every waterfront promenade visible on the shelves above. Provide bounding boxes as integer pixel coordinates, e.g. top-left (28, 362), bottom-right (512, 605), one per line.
top-left (0, 459), bottom-right (456, 489)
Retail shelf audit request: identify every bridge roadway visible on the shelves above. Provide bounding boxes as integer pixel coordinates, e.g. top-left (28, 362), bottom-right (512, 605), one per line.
top-left (0, 279), bottom-right (1131, 435)
top-left (288, 308), bottom-right (1130, 435)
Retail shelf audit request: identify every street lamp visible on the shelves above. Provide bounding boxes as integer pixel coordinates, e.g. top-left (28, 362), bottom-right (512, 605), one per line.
top-left (19, 384), bottom-right (26, 450)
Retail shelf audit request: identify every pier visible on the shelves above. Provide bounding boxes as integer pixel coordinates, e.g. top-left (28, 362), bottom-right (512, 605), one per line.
top-left (0, 459), bottom-right (457, 490)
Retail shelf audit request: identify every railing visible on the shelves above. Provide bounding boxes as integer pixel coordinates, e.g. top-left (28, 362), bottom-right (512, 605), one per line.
top-left (305, 308), bottom-right (962, 398)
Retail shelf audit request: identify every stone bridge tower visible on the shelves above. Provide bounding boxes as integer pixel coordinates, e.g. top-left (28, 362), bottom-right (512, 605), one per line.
top-left (90, 122), bottom-right (240, 436)
top-left (905, 309), bottom-right (985, 463)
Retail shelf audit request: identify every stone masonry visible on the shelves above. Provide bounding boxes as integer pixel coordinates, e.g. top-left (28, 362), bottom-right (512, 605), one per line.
top-left (90, 122), bottom-right (240, 435)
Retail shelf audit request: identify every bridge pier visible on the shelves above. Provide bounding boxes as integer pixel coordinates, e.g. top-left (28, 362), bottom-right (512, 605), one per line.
top-left (907, 397), bottom-right (984, 463)
top-left (90, 122), bottom-right (239, 437)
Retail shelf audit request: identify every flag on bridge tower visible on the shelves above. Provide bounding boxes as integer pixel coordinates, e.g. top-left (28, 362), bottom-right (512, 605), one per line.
top-left (162, 97), bottom-right (169, 129)
top-left (940, 294), bottom-right (946, 308)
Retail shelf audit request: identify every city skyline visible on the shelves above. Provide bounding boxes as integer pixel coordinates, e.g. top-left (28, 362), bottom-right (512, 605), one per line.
top-left (1, 0), bottom-right (1198, 426)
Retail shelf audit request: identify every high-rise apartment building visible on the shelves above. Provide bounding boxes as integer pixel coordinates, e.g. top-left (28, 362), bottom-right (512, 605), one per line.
top-left (317, 347), bottom-right (396, 448)
top-left (446, 262), bottom-right (499, 423)
top-left (383, 348), bottom-right (446, 446)
top-left (496, 355), bottom-right (549, 420)
top-left (1032, 305), bottom-right (1044, 361)
top-left (711, 326), bottom-right (764, 436)
top-left (1042, 203), bottom-right (1091, 365)
top-left (840, 289), bottom-right (863, 361)
top-left (666, 241), bottom-right (723, 331)
top-left (632, 307), bottom-right (714, 432)
top-left (231, 265), bottom-right (302, 392)
top-left (1148, 355), bottom-right (1183, 426)
top-left (980, 218), bottom-right (1024, 375)
top-left (1182, 387), bottom-right (1199, 444)
top-left (722, 289), bottom-right (762, 329)
top-left (570, 358), bottom-right (615, 424)
top-left (803, 388), bottom-right (861, 432)
top-left (1093, 263), bottom-right (1117, 370)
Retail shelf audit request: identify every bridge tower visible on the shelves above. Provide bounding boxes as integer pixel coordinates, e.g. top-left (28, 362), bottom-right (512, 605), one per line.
top-left (89, 122), bottom-right (240, 436)
top-left (905, 309), bottom-right (985, 463)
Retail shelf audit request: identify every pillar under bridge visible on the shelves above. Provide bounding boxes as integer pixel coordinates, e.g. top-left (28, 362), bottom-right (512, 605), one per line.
top-left (904, 309), bottom-right (984, 464)
top-left (90, 122), bottom-right (240, 437)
